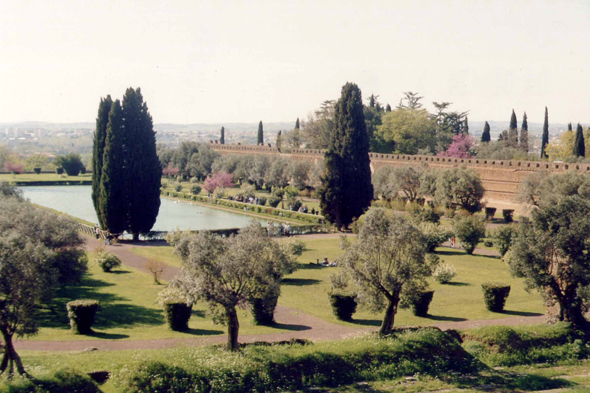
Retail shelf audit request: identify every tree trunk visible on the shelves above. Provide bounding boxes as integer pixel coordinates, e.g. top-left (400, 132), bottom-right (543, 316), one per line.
top-left (379, 294), bottom-right (400, 336)
top-left (559, 292), bottom-right (590, 331)
top-left (226, 307), bottom-right (240, 351)
top-left (0, 330), bottom-right (26, 376)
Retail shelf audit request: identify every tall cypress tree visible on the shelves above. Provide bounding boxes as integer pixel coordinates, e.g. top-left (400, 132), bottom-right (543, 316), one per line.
top-left (508, 109), bottom-right (518, 146)
top-left (541, 107), bottom-right (549, 159)
top-left (257, 121), bottom-right (264, 145)
top-left (385, 103), bottom-right (392, 112)
top-left (276, 130), bottom-right (282, 150)
top-left (520, 112), bottom-right (529, 152)
top-left (481, 121), bottom-right (491, 142)
top-left (295, 118), bottom-right (300, 129)
top-left (122, 88), bottom-right (161, 240)
top-left (98, 100), bottom-right (127, 233)
top-left (92, 95), bottom-right (112, 227)
top-left (319, 82), bottom-right (373, 230)
top-left (463, 117), bottom-right (469, 134)
top-left (568, 123), bottom-right (573, 131)
top-left (220, 126), bottom-right (225, 144)
top-left (574, 123), bottom-right (585, 157)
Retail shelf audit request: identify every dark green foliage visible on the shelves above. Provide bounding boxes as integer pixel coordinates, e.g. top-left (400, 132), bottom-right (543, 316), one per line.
top-left (295, 118), bottom-right (300, 129)
top-left (410, 291), bottom-right (434, 317)
top-left (276, 130), bottom-right (282, 150)
top-left (98, 100), bottom-right (127, 234)
top-left (33, 167), bottom-right (41, 174)
top-left (257, 196), bottom-right (267, 206)
top-left (502, 209), bottom-right (514, 222)
top-left (163, 303), bottom-right (192, 331)
top-left (220, 126), bottom-right (225, 144)
top-left (485, 207), bottom-right (496, 220)
top-left (54, 153), bottom-right (85, 176)
top-left (250, 290), bottom-right (279, 325)
top-left (55, 167), bottom-right (64, 174)
top-left (568, 122), bottom-right (573, 131)
top-left (574, 123), bottom-right (585, 157)
top-left (257, 121), bottom-right (264, 145)
top-left (520, 112), bottom-right (529, 152)
top-left (328, 293), bottom-right (357, 321)
top-left (414, 207), bottom-right (441, 224)
top-left (385, 103), bottom-right (392, 112)
top-left (174, 184), bottom-right (182, 192)
top-left (66, 300), bottom-right (99, 334)
top-left (507, 110), bottom-right (518, 147)
top-left (267, 196), bottom-right (281, 208)
top-left (481, 282), bottom-right (510, 312)
top-left (190, 185), bottom-right (202, 195)
top-left (319, 83), bottom-right (373, 229)
top-left (96, 251), bottom-right (121, 272)
top-left (124, 361), bottom-right (192, 393)
top-left (463, 116), bottom-right (469, 134)
top-left (0, 368), bottom-right (101, 392)
top-left (452, 215), bottom-right (486, 254)
top-left (92, 95), bottom-right (112, 228)
top-left (491, 225), bottom-right (516, 257)
top-left (541, 107), bottom-right (549, 159)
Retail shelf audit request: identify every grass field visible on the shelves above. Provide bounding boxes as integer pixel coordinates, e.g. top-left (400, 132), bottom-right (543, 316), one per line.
top-left (130, 237), bottom-right (545, 328)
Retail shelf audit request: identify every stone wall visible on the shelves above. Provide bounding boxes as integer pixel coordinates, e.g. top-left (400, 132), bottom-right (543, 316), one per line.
top-left (211, 144), bottom-right (588, 202)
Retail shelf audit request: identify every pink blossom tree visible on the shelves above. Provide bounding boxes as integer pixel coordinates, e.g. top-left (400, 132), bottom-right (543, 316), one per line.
top-left (162, 163), bottom-right (180, 177)
top-left (204, 171), bottom-right (234, 193)
top-left (438, 134), bottom-right (474, 158)
top-left (5, 162), bottom-right (24, 174)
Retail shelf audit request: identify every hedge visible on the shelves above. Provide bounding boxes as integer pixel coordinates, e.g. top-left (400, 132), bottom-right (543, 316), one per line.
top-left (163, 302), bottom-right (192, 331)
top-left (328, 293), bottom-right (357, 321)
top-left (481, 282), bottom-right (510, 312)
top-left (410, 290), bottom-right (435, 317)
top-left (66, 299), bottom-right (99, 334)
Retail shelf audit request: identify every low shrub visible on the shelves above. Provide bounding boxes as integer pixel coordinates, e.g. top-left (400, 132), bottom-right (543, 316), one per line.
top-left (287, 239), bottom-right (306, 256)
top-left (485, 207), bottom-right (497, 221)
top-left (452, 215), bottom-right (486, 255)
top-left (95, 250), bottom-right (121, 272)
top-left (410, 290), bottom-right (434, 317)
top-left (491, 225), bottom-right (516, 257)
top-left (414, 208), bottom-right (441, 224)
top-left (289, 199), bottom-right (302, 211)
top-left (420, 223), bottom-right (453, 252)
top-left (191, 185), bottom-right (202, 195)
top-left (502, 209), bottom-right (514, 223)
top-left (163, 302), bottom-right (192, 331)
top-left (433, 263), bottom-right (457, 284)
top-left (483, 239), bottom-right (494, 247)
top-left (250, 291), bottom-right (279, 325)
top-left (258, 196), bottom-right (267, 206)
top-left (66, 299), bottom-right (99, 334)
top-left (215, 188), bottom-right (226, 199)
top-left (267, 196), bottom-right (282, 208)
top-left (0, 368), bottom-right (101, 392)
top-left (328, 292), bottom-right (357, 321)
top-left (33, 167), bottom-right (41, 174)
top-left (55, 167), bottom-right (64, 174)
top-left (481, 282), bottom-right (510, 312)
top-left (175, 184), bottom-right (183, 192)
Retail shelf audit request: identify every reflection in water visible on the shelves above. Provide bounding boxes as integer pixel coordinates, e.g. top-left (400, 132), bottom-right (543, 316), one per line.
top-left (20, 186), bottom-right (266, 231)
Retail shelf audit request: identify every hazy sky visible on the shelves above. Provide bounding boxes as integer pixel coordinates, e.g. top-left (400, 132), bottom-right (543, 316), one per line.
top-left (1, 0), bottom-right (589, 125)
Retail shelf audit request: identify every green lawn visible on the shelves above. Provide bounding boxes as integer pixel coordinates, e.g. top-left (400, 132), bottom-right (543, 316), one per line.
top-left (30, 253), bottom-right (294, 342)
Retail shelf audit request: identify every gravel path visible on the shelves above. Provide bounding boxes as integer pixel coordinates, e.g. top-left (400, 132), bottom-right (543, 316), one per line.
top-left (17, 234), bottom-right (542, 352)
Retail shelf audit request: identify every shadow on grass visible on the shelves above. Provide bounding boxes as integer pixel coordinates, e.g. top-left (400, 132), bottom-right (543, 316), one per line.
top-left (446, 281), bottom-right (470, 287)
top-left (451, 370), bottom-right (572, 392)
top-left (110, 270), bottom-right (131, 275)
top-left (349, 319), bottom-right (382, 327)
top-left (87, 331), bottom-right (130, 340)
top-left (500, 310), bottom-right (544, 317)
top-left (282, 278), bottom-right (322, 286)
top-left (424, 314), bottom-right (468, 322)
top-left (297, 263), bottom-right (326, 271)
top-left (269, 322), bottom-right (312, 332)
top-left (181, 328), bottom-right (224, 336)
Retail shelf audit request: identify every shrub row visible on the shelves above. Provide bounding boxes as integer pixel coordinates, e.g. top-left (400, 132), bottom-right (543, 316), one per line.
top-left (0, 368), bottom-right (100, 392)
top-left (121, 329), bottom-right (480, 392)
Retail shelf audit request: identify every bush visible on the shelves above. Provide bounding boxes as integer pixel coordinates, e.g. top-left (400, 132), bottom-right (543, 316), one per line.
top-left (483, 239), bottom-right (493, 247)
top-left (414, 208), bottom-right (441, 224)
top-left (272, 187), bottom-right (285, 199)
top-left (190, 177), bottom-right (199, 183)
top-left (175, 184), bottom-right (183, 192)
top-left (2, 368), bottom-right (101, 392)
top-left (502, 209), bottom-right (514, 223)
top-left (268, 196), bottom-right (282, 208)
top-left (420, 223), bottom-right (453, 253)
top-left (66, 299), bottom-right (99, 334)
top-left (433, 263), bottom-right (457, 284)
top-left (452, 215), bottom-right (486, 254)
top-left (55, 167), bottom-right (64, 174)
top-left (54, 153), bottom-right (85, 176)
top-left (491, 225), bottom-right (516, 257)
top-left (481, 282), bottom-right (511, 312)
top-left (327, 292), bottom-right (357, 321)
top-left (191, 185), bottom-right (202, 195)
top-left (258, 196), bottom-right (267, 206)
top-left (250, 290), bottom-right (279, 325)
top-left (485, 207), bottom-right (497, 221)
top-left (95, 250), bottom-right (121, 272)
top-left (289, 199), bottom-right (302, 211)
top-left (33, 167), bottom-right (41, 174)
top-left (287, 239), bottom-right (306, 256)
top-left (410, 291), bottom-right (434, 317)
top-left (215, 187), bottom-right (226, 199)
top-left (163, 302), bottom-right (192, 331)
top-left (124, 361), bottom-right (193, 393)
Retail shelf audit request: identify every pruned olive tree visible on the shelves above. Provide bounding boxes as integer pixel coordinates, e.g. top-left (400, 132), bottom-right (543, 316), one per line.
top-left (172, 223), bottom-right (296, 350)
top-left (339, 209), bottom-right (432, 335)
top-left (435, 167), bottom-right (485, 213)
top-left (507, 196), bottom-right (590, 330)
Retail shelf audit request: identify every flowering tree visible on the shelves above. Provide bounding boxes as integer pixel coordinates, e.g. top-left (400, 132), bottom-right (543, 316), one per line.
top-left (203, 171), bottom-right (234, 193)
top-left (162, 163), bottom-right (180, 177)
top-left (5, 162), bottom-right (24, 174)
top-left (438, 133), bottom-right (474, 158)
top-left (172, 223), bottom-right (295, 350)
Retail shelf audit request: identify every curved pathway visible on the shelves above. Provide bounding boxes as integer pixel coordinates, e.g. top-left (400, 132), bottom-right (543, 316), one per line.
top-left (16, 234), bottom-right (544, 352)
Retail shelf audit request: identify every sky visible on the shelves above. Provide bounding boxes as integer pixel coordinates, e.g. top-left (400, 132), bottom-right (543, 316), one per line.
top-left (1, 0), bottom-right (589, 126)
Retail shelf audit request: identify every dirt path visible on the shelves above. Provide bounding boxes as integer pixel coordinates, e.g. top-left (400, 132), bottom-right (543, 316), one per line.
top-left (17, 234), bottom-right (540, 352)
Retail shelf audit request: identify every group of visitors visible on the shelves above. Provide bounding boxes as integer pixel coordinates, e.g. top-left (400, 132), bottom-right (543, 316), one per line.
top-left (315, 257), bottom-right (337, 267)
top-left (266, 221), bottom-right (291, 237)
top-left (94, 223), bottom-right (114, 246)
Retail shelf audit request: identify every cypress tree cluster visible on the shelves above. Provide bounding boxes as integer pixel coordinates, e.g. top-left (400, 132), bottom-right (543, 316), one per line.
top-left (520, 112), bottom-right (529, 152)
top-left (481, 121), bottom-right (491, 142)
top-left (574, 123), bottom-right (585, 157)
top-left (257, 121), bottom-right (264, 145)
top-left (541, 107), bottom-right (549, 159)
top-left (319, 82), bottom-right (373, 230)
top-left (508, 110), bottom-right (518, 147)
top-left (93, 88), bottom-right (161, 240)
top-left (220, 127), bottom-right (225, 144)
top-left (92, 95), bottom-right (112, 228)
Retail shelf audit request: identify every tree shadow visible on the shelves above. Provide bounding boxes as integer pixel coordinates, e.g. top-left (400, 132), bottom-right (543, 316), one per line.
top-left (86, 331), bottom-right (130, 340)
top-left (282, 278), bottom-right (321, 286)
top-left (180, 328), bottom-right (224, 336)
top-left (110, 270), bottom-right (131, 275)
top-left (445, 281), bottom-right (470, 286)
top-left (269, 322), bottom-right (312, 332)
top-left (349, 319), bottom-right (382, 327)
top-left (500, 310), bottom-right (544, 317)
top-left (424, 314), bottom-right (468, 322)
top-left (297, 263), bottom-right (325, 270)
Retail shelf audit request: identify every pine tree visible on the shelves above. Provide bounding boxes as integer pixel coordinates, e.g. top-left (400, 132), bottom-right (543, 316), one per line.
top-left (319, 83), bottom-right (373, 229)
top-left (385, 103), bottom-right (392, 112)
top-left (220, 126), bottom-right (225, 144)
top-left (257, 121), bottom-right (264, 145)
top-left (463, 117), bottom-right (469, 134)
top-left (574, 123), bottom-right (585, 157)
top-left (520, 112), bottom-right (529, 152)
top-left (481, 121), bottom-right (491, 142)
top-left (541, 107), bottom-right (549, 159)
top-left (98, 100), bottom-right (127, 233)
top-left (122, 88), bottom-right (161, 240)
top-left (508, 109), bottom-right (518, 146)
top-left (92, 95), bottom-right (112, 227)
top-left (276, 130), bottom-right (282, 150)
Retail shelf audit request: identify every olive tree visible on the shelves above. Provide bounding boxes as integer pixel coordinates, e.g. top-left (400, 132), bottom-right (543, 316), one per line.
top-left (339, 209), bottom-right (432, 335)
top-left (435, 168), bottom-right (485, 213)
top-left (171, 223), bottom-right (295, 350)
top-left (507, 196), bottom-right (590, 330)
top-left (518, 172), bottom-right (590, 208)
